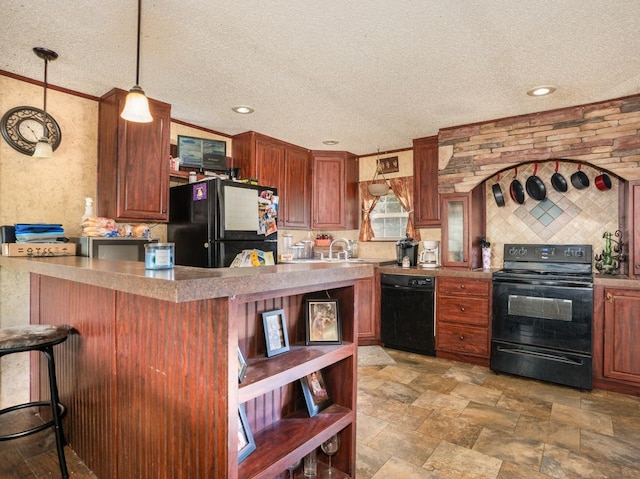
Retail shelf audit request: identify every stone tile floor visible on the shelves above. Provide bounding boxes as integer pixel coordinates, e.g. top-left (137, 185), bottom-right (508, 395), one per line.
top-left (356, 348), bottom-right (640, 479)
top-left (4, 347), bottom-right (640, 478)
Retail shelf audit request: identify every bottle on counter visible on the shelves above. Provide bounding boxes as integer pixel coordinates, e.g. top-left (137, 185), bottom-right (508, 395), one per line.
top-left (82, 197), bottom-right (94, 221)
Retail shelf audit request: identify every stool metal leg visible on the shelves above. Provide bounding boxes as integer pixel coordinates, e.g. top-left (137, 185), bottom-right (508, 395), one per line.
top-left (43, 346), bottom-right (69, 479)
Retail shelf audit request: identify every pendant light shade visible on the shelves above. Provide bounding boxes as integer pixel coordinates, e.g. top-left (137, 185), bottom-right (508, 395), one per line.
top-left (33, 47), bottom-right (58, 160)
top-left (32, 138), bottom-right (54, 159)
top-left (121, 85), bottom-right (153, 122)
top-left (121, 0), bottom-right (153, 123)
top-left (367, 152), bottom-right (391, 196)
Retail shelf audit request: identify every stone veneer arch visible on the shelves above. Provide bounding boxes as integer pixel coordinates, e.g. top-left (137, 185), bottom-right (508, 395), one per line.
top-left (437, 94), bottom-right (640, 194)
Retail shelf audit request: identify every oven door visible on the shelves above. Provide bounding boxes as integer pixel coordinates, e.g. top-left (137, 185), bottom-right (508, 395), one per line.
top-left (492, 280), bottom-right (593, 354)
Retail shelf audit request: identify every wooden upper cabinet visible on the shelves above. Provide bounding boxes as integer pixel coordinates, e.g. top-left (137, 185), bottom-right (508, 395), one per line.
top-left (284, 145), bottom-right (312, 228)
top-left (413, 136), bottom-right (440, 227)
top-left (311, 151), bottom-right (359, 230)
top-left (232, 131), bottom-right (311, 229)
top-left (97, 88), bottom-right (171, 222)
top-left (623, 180), bottom-right (640, 278)
top-left (255, 136), bottom-right (285, 190)
top-left (440, 185), bottom-right (486, 269)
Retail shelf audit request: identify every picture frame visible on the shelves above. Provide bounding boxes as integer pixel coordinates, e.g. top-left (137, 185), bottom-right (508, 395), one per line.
top-left (300, 369), bottom-right (333, 417)
top-left (305, 299), bottom-right (342, 345)
top-left (238, 346), bottom-right (248, 383)
top-left (261, 309), bottom-right (290, 357)
top-left (237, 404), bottom-right (256, 463)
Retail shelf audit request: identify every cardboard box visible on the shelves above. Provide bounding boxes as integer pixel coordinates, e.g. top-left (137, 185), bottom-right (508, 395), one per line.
top-left (1, 243), bottom-right (76, 257)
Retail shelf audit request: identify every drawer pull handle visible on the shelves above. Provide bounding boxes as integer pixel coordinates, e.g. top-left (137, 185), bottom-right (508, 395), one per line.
top-left (460, 307), bottom-right (465, 312)
top-left (459, 335), bottom-right (464, 340)
top-left (459, 284), bottom-right (465, 289)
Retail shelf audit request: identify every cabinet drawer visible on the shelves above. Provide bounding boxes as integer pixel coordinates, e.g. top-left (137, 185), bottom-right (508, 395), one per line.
top-left (437, 277), bottom-right (490, 296)
top-left (437, 324), bottom-right (489, 357)
top-left (438, 296), bottom-right (489, 326)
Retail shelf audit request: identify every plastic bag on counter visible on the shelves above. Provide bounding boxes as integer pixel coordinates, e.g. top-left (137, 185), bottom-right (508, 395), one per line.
top-left (81, 217), bottom-right (118, 237)
top-left (229, 249), bottom-right (275, 267)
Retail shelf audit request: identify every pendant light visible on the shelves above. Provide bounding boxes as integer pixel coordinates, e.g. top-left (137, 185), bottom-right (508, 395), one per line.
top-left (32, 47), bottom-right (58, 159)
top-left (367, 151), bottom-right (391, 196)
top-left (121, 0), bottom-right (153, 123)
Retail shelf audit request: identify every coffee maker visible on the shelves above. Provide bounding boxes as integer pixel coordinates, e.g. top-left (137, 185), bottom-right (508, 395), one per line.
top-left (396, 236), bottom-right (419, 266)
top-left (419, 240), bottom-right (440, 268)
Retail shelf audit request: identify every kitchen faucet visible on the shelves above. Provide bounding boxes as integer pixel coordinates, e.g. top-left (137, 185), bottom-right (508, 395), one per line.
top-left (328, 238), bottom-right (351, 260)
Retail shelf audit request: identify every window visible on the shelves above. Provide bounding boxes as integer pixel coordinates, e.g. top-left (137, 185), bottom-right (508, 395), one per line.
top-left (370, 193), bottom-right (408, 240)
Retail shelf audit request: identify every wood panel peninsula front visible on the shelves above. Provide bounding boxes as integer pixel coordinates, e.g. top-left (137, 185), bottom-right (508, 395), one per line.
top-left (0, 256), bottom-right (372, 479)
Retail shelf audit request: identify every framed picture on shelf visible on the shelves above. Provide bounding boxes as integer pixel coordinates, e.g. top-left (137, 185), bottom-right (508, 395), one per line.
top-left (262, 309), bottom-right (290, 357)
top-left (238, 346), bottom-right (248, 383)
top-left (300, 369), bottom-right (333, 417)
top-left (305, 299), bottom-right (342, 345)
top-left (237, 404), bottom-right (256, 463)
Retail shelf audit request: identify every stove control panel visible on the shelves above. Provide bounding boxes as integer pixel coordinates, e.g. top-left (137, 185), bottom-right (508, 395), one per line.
top-left (504, 244), bottom-right (592, 264)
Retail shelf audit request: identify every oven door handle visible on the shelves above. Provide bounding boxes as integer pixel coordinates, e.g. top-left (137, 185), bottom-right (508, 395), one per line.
top-left (496, 346), bottom-right (586, 365)
top-left (493, 277), bottom-right (593, 288)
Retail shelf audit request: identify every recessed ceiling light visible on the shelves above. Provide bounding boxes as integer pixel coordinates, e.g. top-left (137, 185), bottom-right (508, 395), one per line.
top-left (527, 85), bottom-right (557, 97)
top-left (232, 106), bottom-right (254, 114)
top-left (323, 139), bottom-right (339, 145)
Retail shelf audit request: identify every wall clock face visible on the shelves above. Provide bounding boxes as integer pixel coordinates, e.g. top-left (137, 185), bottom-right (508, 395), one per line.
top-left (1, 106), bottom-right (62, 155)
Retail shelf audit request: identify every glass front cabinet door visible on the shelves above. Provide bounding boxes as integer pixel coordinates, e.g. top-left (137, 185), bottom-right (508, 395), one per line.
top-left (441, 187), bottom-right (485, 269)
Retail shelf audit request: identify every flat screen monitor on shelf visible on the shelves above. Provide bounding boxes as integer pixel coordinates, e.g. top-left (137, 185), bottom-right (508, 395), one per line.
top-left (177, 135), bottom-right (227, 170)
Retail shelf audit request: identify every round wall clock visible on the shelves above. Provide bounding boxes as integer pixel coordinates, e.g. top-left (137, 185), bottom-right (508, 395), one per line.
top-left (1, 106), bottom-right (62, 155)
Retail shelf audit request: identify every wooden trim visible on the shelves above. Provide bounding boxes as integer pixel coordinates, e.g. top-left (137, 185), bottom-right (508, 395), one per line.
top-left (357, 146), bottom-right (413, 158)
top-left (1, 69), bottom-right (100, 101)
top-left (171, 117), bottom-right (232, 138)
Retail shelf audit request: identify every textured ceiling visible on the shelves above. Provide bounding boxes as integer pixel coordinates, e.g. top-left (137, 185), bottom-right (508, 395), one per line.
top-left (2, 1), bottom-right (640, 155)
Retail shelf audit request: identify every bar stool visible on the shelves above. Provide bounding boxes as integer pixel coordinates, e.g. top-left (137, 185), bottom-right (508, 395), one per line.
top-left (0, 324), bottom-right (70, 479)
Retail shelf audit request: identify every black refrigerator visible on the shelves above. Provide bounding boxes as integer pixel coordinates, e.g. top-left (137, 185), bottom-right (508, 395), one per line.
top-left (168, 178), bottom-right (278, 268)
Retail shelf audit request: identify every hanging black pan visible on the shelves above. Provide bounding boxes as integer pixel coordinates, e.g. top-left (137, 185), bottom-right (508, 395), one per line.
top-left (571, 162), bottom-right (590, 189)
top-left (509, 168), bottom-right (525, 205)
top-left (551, 160), bottom-right (568, 192)
top-left (492, 173), bottom-right (505, 207)
top-left (525, 162), bottom-right (546, 200)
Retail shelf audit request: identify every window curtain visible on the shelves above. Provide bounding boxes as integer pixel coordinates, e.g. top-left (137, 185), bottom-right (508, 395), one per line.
top-left (390, 177), bottom-right (420, 241)
top-left (358, 181), bottom-right (381, 241)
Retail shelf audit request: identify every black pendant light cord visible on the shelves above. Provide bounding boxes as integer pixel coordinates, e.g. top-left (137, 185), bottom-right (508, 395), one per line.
top-left (135, 0), bottom-right (141, 86)
top-left (33, 47), bottom-right (58, 133)
top-left (43, 56), bottom-right (48, 115)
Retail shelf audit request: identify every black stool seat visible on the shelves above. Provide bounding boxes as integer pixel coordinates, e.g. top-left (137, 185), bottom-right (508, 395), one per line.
top-left (0, 324), bottom-right (70, 479)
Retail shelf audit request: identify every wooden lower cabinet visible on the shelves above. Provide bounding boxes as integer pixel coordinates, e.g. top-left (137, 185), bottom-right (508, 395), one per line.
top-left (593, 285), bottom-right (640, 395)
top-left (355, 273), bottom-right (380, 345)
top-left (435, 276), bottom-right (491, 366)
top-left (30, 274), bottom-right (361, 479)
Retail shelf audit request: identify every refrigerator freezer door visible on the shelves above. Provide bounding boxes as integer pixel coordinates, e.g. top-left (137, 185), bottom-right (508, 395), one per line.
top-left (223, 185), bottom-right (259, 232)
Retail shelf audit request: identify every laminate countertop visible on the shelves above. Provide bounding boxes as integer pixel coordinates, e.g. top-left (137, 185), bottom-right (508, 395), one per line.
top-left (0, 255), bottom-right (374, 303)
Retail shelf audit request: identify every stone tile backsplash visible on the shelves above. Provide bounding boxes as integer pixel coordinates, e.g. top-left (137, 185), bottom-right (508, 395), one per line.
top-left (485, 161), bottom-right (619, 268)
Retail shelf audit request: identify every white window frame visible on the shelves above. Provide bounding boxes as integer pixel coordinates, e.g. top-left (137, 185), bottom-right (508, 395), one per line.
top-left (369, 193), bottom-right (409, 241)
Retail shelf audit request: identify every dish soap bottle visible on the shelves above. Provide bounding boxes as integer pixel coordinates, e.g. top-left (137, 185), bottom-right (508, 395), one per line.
top-left (82, 197), bottom-right (94, 221)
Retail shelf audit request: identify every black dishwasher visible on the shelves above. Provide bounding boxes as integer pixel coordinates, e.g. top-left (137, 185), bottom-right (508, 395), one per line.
top-left (380, 274), bottom-right (435, 356)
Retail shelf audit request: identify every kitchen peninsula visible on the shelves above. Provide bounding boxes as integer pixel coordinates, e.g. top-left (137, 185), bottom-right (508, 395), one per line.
top-left (0, 255), bottom-right (371, 479)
